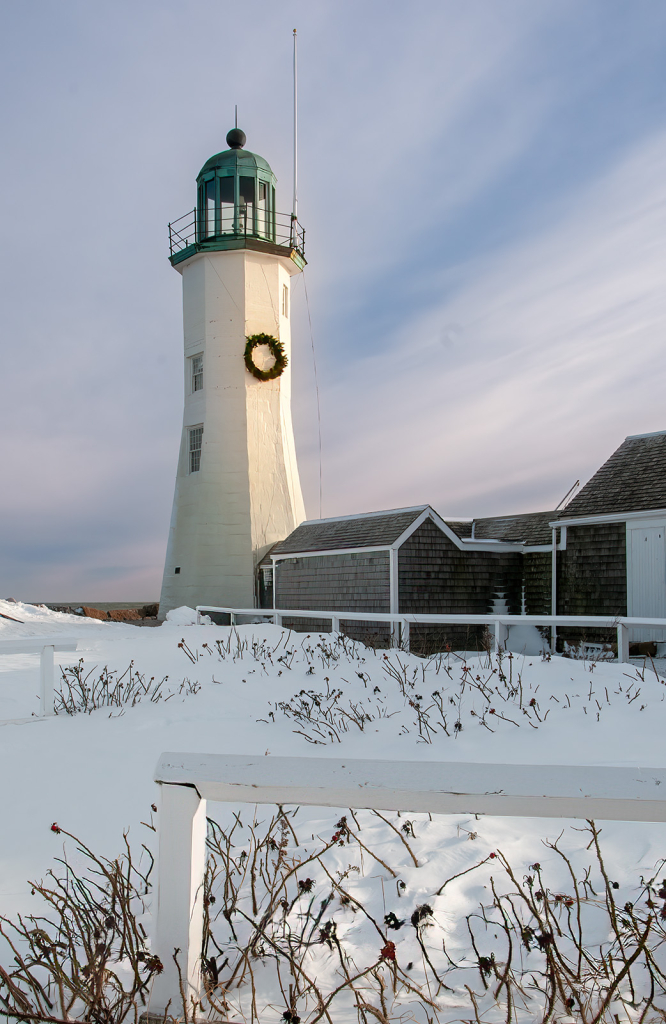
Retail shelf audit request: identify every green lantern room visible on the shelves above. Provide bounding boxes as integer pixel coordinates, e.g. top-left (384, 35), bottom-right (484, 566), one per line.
top-left (168, 128), bottom-right (305, 269)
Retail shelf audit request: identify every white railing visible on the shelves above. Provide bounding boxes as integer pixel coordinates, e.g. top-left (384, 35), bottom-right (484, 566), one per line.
top-left (149, 751), bottom-right (666, 1014)
top-left (195, 606), bottom-right (666, 662)
top-left (0, 637), bottom-right (78, 723)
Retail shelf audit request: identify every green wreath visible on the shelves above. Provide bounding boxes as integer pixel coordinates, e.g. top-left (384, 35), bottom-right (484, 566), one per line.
top-left (244, 333), bottom-right (288, 381)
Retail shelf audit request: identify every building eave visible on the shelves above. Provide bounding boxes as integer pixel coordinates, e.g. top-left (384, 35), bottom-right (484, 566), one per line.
top-left (551, 508), bottom-right (666, 528)
top-left (271, 545), bottom-right (392, 561)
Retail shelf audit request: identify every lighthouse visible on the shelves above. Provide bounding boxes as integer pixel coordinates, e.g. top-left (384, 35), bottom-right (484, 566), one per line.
top-left (159, 128), bottom-right (306, 616)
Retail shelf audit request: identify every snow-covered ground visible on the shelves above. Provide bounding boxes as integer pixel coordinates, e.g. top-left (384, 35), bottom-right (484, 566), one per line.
top-left (1, 599), bottom-right (666, 1022)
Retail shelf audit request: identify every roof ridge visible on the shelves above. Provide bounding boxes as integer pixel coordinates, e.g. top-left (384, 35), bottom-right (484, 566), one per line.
top-left (300, 505), bottom-right (429, 526)
top-left (625, 429), bottom-right (666, 440)
top-left (474, 510), bottom-right (555, 522)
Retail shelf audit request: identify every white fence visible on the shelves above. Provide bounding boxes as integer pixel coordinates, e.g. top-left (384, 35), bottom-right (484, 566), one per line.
top-left (150, 751), bottom-right (666, 1014)
top-left (0, 637), bottom-right (78, 723)
top-left (196, 606), bottom-right (666, 662)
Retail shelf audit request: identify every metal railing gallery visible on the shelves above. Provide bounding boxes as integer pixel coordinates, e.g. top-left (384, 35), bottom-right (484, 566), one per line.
top-left (168, 207), bottom-right (305, 258)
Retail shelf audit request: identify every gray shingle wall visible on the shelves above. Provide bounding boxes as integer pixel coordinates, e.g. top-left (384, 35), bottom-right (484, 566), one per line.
top-left (274, 552), bottom-right (390, 613)
top-left (279, 616), bottom-right (337, 633)
top-left (398, 520), bottom-right (523, 614)
top-left (557, 522), bottom-right (626, 616)
top-left (523, 552), bottom-right (552, 615)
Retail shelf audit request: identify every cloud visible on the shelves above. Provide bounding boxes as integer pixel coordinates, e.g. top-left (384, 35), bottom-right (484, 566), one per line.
top-left (1, 0), bottom-right (666, 596)
top-left (306, 129), bottom-right (666, 518)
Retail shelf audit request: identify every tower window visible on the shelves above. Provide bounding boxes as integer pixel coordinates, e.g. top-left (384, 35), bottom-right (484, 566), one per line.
top-left (191, 354), bottom-right (203, 392)
top-left (188, 426), bottom-right (203, 473)
top-left (282, 284), bottom-right (289, 318)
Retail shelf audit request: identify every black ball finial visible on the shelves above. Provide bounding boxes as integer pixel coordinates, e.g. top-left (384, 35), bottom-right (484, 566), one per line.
top-left (226, 128), bottom-right (246, 149)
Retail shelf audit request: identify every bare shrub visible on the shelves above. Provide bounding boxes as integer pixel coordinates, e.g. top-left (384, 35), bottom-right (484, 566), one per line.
top-left (201, 811), bottom-right (666, 1024)
top-left (56, 660), bottom-right (200, 715)
top-left (3, 818), bottom-right (666, 1023)
top-left (0, 825), bottom-right (160, 1024)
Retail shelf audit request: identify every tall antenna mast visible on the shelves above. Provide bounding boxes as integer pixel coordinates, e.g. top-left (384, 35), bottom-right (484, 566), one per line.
top-left (292, 28), bottom-right (298, 228)
top-left (234, 104), bottom-right (238, 129)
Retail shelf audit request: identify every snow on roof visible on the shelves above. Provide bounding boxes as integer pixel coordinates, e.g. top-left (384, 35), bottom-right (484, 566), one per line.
top-left (557, 431), bottom-right (666, 520)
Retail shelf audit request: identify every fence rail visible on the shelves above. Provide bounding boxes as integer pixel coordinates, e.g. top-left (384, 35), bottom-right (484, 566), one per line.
top-left (151, 750), bottom-right (666, 1014)
top-left (195, 605), bottom-right (666, 662)
top-left (0, 637), bottom-right (78, 723)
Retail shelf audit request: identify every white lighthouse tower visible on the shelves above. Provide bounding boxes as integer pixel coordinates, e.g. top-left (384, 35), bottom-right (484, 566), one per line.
top-left (159, 127), bottom-right (306, 616)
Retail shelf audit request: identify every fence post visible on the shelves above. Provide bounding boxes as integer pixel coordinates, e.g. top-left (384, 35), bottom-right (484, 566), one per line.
top-left (401, 619), bottom-right (410, 652)
top-left (617, 622), bottom-right (630, 664)
top-left (40, 645), bottom-right (55, 717)
top-left (274, 613), bottom-right (283, 627)
top-left (150, 784), bottom-right (207, 1016)
top-left (493, 621), bottom-right (509, 654)
top-left (331, 616), bottom-right (340, 634)
top-left (230, 612), bottom-right (236, 626)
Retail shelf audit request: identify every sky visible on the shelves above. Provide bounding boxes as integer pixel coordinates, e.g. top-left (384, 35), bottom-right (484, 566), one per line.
top-left (1, 0), bottom-right (666, 601)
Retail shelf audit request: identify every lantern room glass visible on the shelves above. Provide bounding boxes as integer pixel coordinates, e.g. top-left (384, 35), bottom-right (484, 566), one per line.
top-left (219, 177), bottom-right (234, 234)
top-left (239, 177), bottom-right (255, 235)
top-left (257, 182), bottom-right (268, 238)
top-left (205, 179), bottom-right (215, 238)
top-left (197, 173), bottom-right (275, 243)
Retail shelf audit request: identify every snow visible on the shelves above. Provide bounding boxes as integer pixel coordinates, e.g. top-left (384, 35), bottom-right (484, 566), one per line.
top-left (165, 605), bottom-right (203, 625)
top-left (1, 600), bottom-right (666, 1020)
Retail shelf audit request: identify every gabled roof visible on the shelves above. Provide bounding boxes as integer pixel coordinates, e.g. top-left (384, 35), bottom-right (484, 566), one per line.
top-left (445, 511), bottom-right (555, 546)
top-left (556, 430), bottom-right (666, 520)
top-left (269, 504), bottom-right (555, 560)
top-left (270, 506), bottom-right (429, 555)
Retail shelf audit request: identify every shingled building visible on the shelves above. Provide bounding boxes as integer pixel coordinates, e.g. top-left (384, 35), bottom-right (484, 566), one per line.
top-left (554, 429), bottom-right (666, 640)
top-left (258, 504), bottom-right (554, 647)
top-left (255, 430), bottom-right (666, 649)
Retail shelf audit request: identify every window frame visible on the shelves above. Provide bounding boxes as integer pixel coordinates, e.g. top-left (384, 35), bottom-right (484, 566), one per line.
top-left (190, 353), bottom-right (204, 394)
top-left (188, 425), bottom-right (204, 474)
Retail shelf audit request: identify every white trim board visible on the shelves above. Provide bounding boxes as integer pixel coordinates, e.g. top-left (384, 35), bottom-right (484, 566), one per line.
top-left (552, 508), bottom-right (666, 528)
top-left (295, 505), bottom-right (429, 526)
top-left (272, 545), bottom-right (391, 561)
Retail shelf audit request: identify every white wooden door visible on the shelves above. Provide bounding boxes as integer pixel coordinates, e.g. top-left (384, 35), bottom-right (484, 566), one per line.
top-left (629, 525), bottom-right (666, 640)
